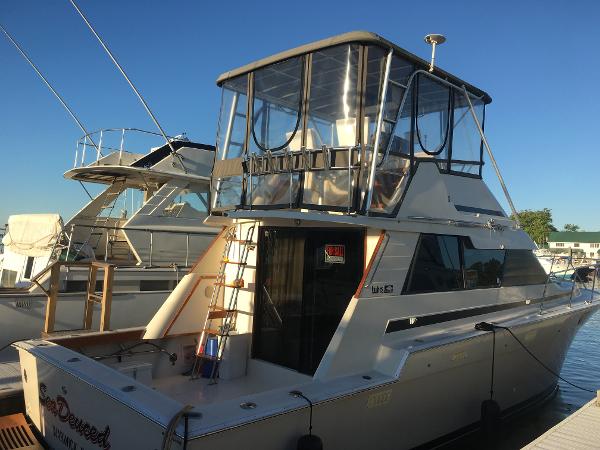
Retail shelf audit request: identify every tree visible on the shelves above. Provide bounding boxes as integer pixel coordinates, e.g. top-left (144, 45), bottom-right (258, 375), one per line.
top-left (563, 224), bottom-right (580, 232)
top-left (511, 208), bottom-right (556, 246)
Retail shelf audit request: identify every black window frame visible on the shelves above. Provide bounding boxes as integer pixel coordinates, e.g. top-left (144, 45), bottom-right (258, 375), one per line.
top-left (403, 233), bottom-right (546, 295)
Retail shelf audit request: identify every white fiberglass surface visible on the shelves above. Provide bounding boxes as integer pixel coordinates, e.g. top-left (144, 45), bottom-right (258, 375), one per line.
top-left (151, 359), bottom-right (311, 406)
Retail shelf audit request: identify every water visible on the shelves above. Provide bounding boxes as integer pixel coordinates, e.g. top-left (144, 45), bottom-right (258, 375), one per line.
top-left (441, 309), bottom-right (600, 449)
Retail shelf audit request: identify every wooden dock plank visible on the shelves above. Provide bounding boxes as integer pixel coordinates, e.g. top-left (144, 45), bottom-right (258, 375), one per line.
top-left (523, 398), bottom-right (600, 449)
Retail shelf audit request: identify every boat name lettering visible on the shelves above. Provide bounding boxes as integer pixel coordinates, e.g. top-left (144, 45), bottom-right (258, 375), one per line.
top-left (366, 389), bottom-right (392, 409)
top-left (324, 244), bottom-right (345, 264)
top-left (40, 383), bottom-right (111, 449)
top-left (14, 299), bottom-right (31, 309)
top-left (371, 284), bottom-right (394, 294)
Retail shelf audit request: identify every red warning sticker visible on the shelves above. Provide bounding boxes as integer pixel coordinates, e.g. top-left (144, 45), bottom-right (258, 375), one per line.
top-left (325, 244), bottom-right (345, 264)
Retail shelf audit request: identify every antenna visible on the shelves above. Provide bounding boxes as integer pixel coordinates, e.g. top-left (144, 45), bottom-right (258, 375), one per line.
top-left (424, 34), bottom-right (446, 72)
top-left (0, 22), bottom-right (98, 150)
top-left (68, 0), bottom-right (178, 157)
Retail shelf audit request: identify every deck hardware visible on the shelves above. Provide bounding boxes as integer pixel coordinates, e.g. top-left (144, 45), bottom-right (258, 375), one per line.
top-left (290, 391), bottom-right (322, 449)
top-left (121, 385), bottom-right (136, 392)
top-left (240, 402), bottom-right (257, 410)
top-left (424, 34), bottom-right (446, 72)
top-left (362, 375), bottom-right (372, 380)
top-left (67, 357), bottom-right (81, 363)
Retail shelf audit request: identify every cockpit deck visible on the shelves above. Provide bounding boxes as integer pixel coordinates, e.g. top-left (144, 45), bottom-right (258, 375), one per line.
top-left (152, 359), bottom-right (311, 406)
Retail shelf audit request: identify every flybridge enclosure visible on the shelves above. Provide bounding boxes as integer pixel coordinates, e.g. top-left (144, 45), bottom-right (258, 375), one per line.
top-left (212, 31), bottom-right (491, 217)
top-left (65, 129), bottom-right (215, 189)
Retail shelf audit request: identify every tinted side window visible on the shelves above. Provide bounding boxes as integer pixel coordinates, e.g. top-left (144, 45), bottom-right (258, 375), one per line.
top-left (463, 243), bottom-right (505, 289)
top-left (404, 234), bottom-right (463, 294)
top-left (503, 250), bottom-right (547, 286)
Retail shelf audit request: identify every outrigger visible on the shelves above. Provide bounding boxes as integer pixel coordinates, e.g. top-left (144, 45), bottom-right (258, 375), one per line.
top-left (13, 31), bottom-right (600, 449)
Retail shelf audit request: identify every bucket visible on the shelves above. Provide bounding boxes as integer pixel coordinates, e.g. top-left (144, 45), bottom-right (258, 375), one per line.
top-left (202, 336), bottom-right (219, 378)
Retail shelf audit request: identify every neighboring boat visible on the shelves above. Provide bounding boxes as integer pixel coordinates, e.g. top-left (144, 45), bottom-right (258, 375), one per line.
top-left (14, 31), bottom-right (600, 449)
top-left (0, 129), bottom-right (220, 356)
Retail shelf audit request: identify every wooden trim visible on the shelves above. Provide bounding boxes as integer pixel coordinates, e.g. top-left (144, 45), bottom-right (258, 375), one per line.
top-left (48, 327), bottom-right (145, 349)
top-left (43, 263), bottom-right (61, 334)
top-left (163, 275), bottom-right (217, 337)
top-left (189, 226), bottom-right (227, 273)
top-left (100, 265), bottom-right (114, 331)
top-left (354, 230), bottom-right (386, 298)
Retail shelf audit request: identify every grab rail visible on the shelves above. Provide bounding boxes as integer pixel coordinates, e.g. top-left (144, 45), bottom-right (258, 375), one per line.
top-left (37, 222), bottom-right (215, 281)
top-left (74, 128), bottom-right (179, 168)
top-left (548, 257), bottom-right (600, 305)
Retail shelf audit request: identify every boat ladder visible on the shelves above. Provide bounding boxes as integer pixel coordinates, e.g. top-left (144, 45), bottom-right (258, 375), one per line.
top-left (72, 181), bottom-right (123, 260)
top-left (191, 223), bottom-right (256, 383)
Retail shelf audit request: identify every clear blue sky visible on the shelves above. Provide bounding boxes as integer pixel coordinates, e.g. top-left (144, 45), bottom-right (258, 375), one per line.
top-left (1, 0), bottom-right (599, 230)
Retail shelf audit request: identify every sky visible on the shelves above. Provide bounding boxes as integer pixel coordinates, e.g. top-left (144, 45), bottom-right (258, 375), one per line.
top-left (1, 0), bottom-right (599, 230)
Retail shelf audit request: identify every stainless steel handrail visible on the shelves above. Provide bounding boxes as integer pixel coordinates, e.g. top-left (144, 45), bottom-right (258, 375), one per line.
top-left (49, 222), bottom-right (215, 272)
top-left (74, 128), bottom-right (180, 168)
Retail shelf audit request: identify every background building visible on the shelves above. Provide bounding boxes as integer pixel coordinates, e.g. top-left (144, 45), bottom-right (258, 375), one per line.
top-left (548, 231), bottom-right (600, 258)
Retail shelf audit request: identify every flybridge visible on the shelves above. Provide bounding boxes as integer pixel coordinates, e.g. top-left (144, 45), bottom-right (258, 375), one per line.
top-left (211, 31), bottom-right (495, 217)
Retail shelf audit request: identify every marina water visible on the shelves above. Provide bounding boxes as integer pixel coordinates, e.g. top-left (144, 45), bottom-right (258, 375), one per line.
top-left (443, 309), bottom-right (600, 449)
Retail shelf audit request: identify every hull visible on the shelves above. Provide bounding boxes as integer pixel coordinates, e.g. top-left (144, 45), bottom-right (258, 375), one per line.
top-left (16, 300), bottom-right (597, 450)
top-left (189, 308), bottom-right (591, 450)
top-left (0, 290), bottom-right (166, 361)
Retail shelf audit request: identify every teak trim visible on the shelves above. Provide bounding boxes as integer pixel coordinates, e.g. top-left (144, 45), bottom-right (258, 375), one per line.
top-left (43, 261), bottom-right (115, 335)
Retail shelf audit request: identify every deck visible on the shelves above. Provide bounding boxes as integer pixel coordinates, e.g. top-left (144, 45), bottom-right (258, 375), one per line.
top-left (523, 396), bottom-right (600, 449)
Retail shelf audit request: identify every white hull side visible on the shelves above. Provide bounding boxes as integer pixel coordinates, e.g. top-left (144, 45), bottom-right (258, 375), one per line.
top-left (17, 303), bottom-right (596, 450)
top-left (189, 308), bottom-right (591, 450)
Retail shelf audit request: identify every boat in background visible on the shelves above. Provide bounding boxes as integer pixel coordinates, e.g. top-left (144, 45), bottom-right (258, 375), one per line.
top-left (14, 31), bottom-right (600, 449)
top-left (0, 129), bottom-right (219, 356)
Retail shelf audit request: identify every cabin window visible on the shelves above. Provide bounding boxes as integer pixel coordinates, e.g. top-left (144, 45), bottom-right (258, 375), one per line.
top-left (23, 256), bottom-right (35, 279)
top-left (368, 54), bottom-right (413, 215)
top-left (161, 184), bottom-right (209, 219)
top-left (216, 75), bottom-right (248, 160)
top-left (462, 242), bottom-right (504, 289)
top-left (304, 45), bottom-right (360, 149)
top-left (251, 57), bottom-right (304, 152)
top-left (404, 234), bottom-right (463, 294)
top-left (415, 75), bottom-right (451, 159)
top-left (404, 234), bottom-right (544, 294)
top-left (301, 45), bottom-right (360, 209)
top-left (450, 91), bottom-right (484, 175)
top-left (574, 243), bottom-right (580, 247)
top-left (0, 269), bottom-right (17, 288)
top-left (502, 250), bottom-right (547, 286)
top-left (213, 75), bottom-right (248, 209)
top-left (556, 243), bottom-right (564, 247)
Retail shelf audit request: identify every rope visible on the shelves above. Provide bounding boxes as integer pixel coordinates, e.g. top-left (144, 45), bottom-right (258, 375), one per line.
top-left (290, 390), bottom-right (315, 436)
top-left (476, 322), bottom-right (595, 394)
top-left (161, 404), bottom-right (193, 450)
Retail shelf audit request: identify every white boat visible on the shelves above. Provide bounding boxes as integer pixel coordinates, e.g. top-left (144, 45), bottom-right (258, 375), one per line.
top-left (0, 130), bottom-right (220, 356)
top-left (14, 31), bottom-right (600, 449)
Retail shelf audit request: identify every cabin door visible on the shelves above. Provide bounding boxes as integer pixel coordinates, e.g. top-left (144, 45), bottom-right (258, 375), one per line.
top-left (253, 227), bottom-right (364, 375)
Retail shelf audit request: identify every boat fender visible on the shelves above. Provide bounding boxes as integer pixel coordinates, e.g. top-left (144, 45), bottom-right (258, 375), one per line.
top-left (480, 398), bottom-right (500, 433)
top-left (290, 390), bottom-right (323, 450)
top-left (297, 434), bottom-right (323, 450)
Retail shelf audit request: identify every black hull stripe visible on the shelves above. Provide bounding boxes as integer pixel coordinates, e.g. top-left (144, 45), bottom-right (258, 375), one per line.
top-left (385, 293), bottom-right (569, 333)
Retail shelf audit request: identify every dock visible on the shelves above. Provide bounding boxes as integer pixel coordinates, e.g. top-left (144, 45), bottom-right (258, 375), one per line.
top-left (523, 394), bottom-right (600, 449)
top-left (0, 361), bottom-right (24, 416)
